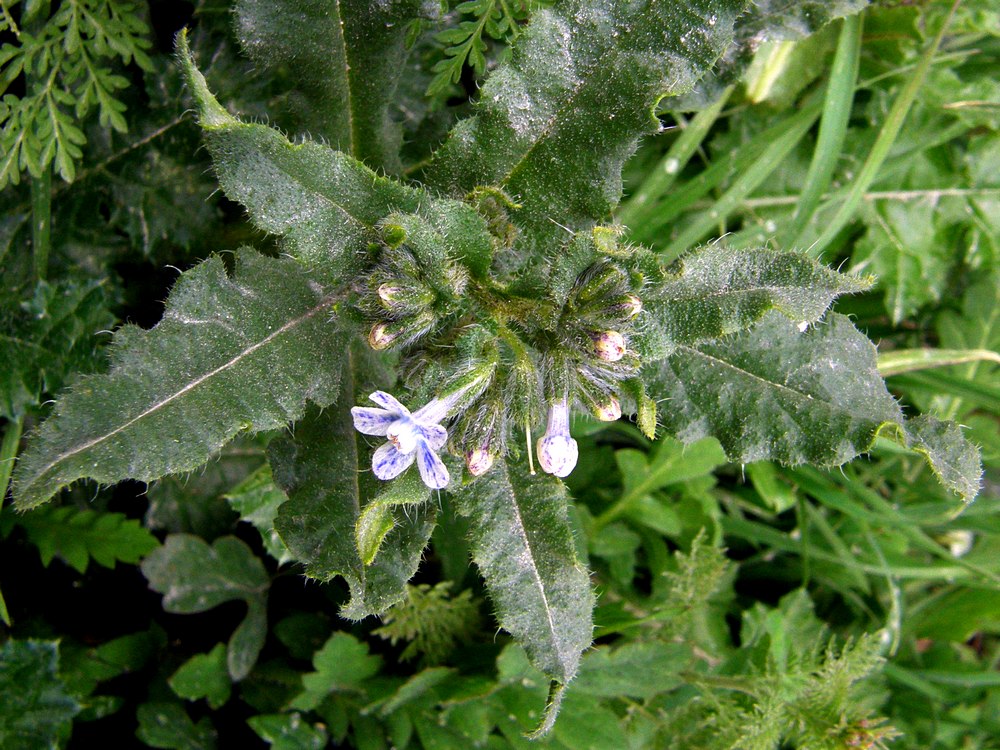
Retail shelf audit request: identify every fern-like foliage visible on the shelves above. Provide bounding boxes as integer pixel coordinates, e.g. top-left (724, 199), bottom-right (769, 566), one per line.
top-left (426, 0), bottom-right (540, 97)
top-left (0, 505), bottom-right (159, 574)
top-left (0, 0), bottom-right (152, 187)
top-left (373, 582), bottom-right (482, 664)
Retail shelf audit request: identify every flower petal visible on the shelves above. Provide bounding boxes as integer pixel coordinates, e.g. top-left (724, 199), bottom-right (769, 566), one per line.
top-left (351, 407), bottom-right (395, 436)
top-left (416, 441), bottom-right (450, 489)
top-left (372, 441), bottom-right (415, 480)
top-left (419, 422), bottom-right (448, 451)
top-left (386, 417), bottom-right (421, 455)
top-left (368, 391), bottom-right (409, 416)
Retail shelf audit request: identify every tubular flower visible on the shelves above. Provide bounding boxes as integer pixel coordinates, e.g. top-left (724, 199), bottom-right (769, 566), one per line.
top-left (536, 399), bottom-right (578, 478)
top-left (351, 391), bottom-right (450, 489)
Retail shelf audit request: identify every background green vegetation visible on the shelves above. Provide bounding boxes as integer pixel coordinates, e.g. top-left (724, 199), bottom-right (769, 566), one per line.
top-left (1, 1), bottom-right (998, 748)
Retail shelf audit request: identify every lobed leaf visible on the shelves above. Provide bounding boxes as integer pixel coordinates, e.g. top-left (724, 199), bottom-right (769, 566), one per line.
top-left (648, 312), bottom-right (982, 500)
top-left (270, 353), bottom-right (436, 620)
top-left (638, 245), bottom-right (871, 359)
top-left (425, 0), bottom-right (748, 256)
top-left (234, 0), bottom-right (435, 174)
top-left (224, 465), bottom-right (293, 564)
top-left (454, 459), bottom-right (593, 684)
top-left (140, 535), bottom-right (270, 681)
top-left (177, 31), bottom-right (425, 280)
top-left (168, 644), bottom-right (232, 711)
top-left (247, 713), bottom-right (328, 750)
top-left (290, 633), bottom-right (382, 711)
top-left (12, 248), bottom-right (345, 510)
top-left (136, 702), bottom-right (217, 750)
top-left (3, 506), bottom-right (159, 574)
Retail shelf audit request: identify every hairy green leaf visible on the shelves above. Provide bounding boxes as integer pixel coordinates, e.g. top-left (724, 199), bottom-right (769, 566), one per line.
top-left (4, 505), bottom-right (159, 574)
top-left (649, 312), bottom-right (903, 465)
top-left (234, 0), bottom-right (435, 173)
top-left (357, 469), bottom-right (431, 566)
top-left (12, 248), bottom-right (345, 510)
top-left (455, 459), bottom-right (593, 684)
top-left (140, 535), bottom-right (270, 681)
top-left (648, 312), bottom-right (981, 500)
top-left (0, 640), bottom-right (80, 750)
top-left (903, 415), bottom-right (982, 504)
top-left (271, 355), bottom-right (436, 620)
top-left (169, 644), bottom-right (232, 711)
top-left (177, 31), bottom-right (424, 278)
top-left (426, 0), bottom-right (748, 256)
top-left (639, 245), bottom-right (871, 359)
top-left (0, 279), bottom-right (116, 420)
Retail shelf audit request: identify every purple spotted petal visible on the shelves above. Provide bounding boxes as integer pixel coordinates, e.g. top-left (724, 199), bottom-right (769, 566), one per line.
top-left (372, 441), bottom-right (415, 480)
top-left (419, 423), bottom-right (447, 451)
top-left (368, 391), bottom-right (409, 415)
top-left (415, 441), bottom-right (450, 489)
top-left (351, 407), bottom-right (395, 436)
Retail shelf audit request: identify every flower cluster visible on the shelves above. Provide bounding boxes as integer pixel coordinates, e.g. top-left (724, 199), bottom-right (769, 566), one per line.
top-left (353, 233), bottom-right (648, 488)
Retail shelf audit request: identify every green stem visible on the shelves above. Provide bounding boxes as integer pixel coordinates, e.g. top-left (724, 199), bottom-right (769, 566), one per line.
top-left (784, 13), bottom-right (863, 249)
top-left (31, 166), bottom-right (52, 281)
top-left (809, 0), bottom-right (961, 257)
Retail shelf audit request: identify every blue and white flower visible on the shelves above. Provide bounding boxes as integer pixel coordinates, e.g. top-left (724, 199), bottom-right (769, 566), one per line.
top-left (536, 398), bottom-right (578, 478)
top-left (351, 391), bottom-right (450, 489)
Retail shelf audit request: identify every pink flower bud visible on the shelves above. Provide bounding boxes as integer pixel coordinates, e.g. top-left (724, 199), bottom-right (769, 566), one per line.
top-left (591, 330), bottom-right (626, 362)
top-left (465, 448), bottom-right (495, 476)
top-left (368, 322), bottom-right (398, 350)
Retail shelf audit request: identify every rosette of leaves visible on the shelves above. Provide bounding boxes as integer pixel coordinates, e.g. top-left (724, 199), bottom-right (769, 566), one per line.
top-left (11, 0), bottom-right (981, 732)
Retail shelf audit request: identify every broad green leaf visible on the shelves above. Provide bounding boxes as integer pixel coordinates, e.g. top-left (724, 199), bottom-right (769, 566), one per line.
top-left (425, 0), bottom-right (748, 255)
top-left (169, 644), bottom-right (232, 711)
top-left (455, 459), bottom-right (593, 684)
top-left (12, 248), bottom-right (345, 510)
top-left (177, 31), bottom-right (424, 278)
top-left (0, 640), bottom-right (80, 750)
top-left (233, 0), bottom-right (435, 173)
top-left (225, 464), bottom-right (293, 564)
top-left (271, 355), bottom-right (436, 619)
top-left (247, 713), bottom-right (329, 750)
top-left (648, 312), bottom-right (981, 499)
top-left (290, 633), bottom-right (382, 711)
top-left (639, 245), bottom-right (871, 359)
top-left (0, 279), bottom-right (115, 420)
top-left (3, 505), bottom-right (159, 573)
top-left (136, 702), bottom-right (217, 750)
top-left (140, 535), bottom-right (270, 681)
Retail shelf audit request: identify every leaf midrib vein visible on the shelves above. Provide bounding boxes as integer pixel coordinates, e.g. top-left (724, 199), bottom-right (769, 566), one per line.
top-left (27, 295), bottom-right (336, 486)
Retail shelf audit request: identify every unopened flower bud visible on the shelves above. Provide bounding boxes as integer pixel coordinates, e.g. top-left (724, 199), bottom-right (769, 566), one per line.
top-left (611, 294), bottom-right (642, 319)
top-left (536, 399), bottom-right (578, 478)
top-left (590, 330), bottom-right (626, 362)
top-left (575, 262), bottom-right (628, 304)
top-left (591, 395), bottom-right (621, 422)
top-left (465, 448), bottom-right (495, 476)
top-left (369, 322), bottom-right (399, 350)
top-left (377, 283), bottom-right (405, 305)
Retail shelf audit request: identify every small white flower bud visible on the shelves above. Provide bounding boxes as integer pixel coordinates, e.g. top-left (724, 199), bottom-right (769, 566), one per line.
top-left (592, 396), bottom-right (621, 422)
top-left (536, 400), bottom-right (578, 478)
top-left (591, 330), bottom-right (626, 362)
top-left (465, 448), bottom-right (494, 476)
